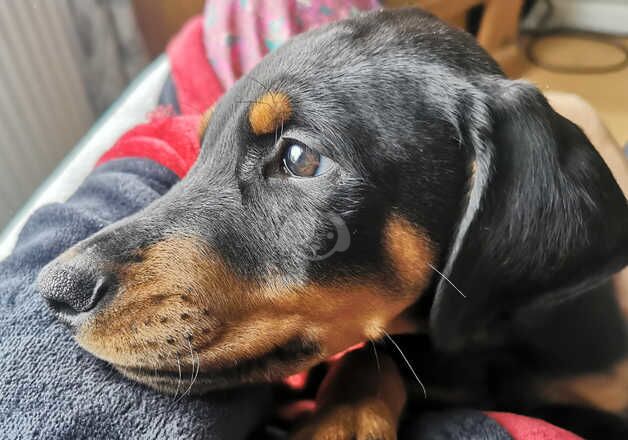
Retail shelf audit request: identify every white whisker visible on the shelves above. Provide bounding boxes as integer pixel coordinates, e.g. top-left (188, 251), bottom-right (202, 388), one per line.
top-left (176, 338), bottom-right (198, 402)
top-left (428, 263), bottom-right (467, 298)
top-left (384, 332), bottom-right (427, 398)
top-left (191, 351), bottom-right (200, 390)
top-left (174, 357), bottom-right (182, 399)
top-left (370, 340), bottom-right (381, 373)
top-left (280, 116), bottom-right (284, 139)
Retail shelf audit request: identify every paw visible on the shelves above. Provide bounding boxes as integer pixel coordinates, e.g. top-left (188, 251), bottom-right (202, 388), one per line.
top-left (291, 398), bottom-right (397, 440)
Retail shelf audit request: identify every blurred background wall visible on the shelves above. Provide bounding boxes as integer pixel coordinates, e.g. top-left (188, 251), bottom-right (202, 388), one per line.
top-left (0, 0), bottom-right (148, 228)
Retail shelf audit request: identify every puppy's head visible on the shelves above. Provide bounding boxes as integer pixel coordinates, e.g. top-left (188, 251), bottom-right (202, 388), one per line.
top-left (38, 9), bottom-right (628, 393)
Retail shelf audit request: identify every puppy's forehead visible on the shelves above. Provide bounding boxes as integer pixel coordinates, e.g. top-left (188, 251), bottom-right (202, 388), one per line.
top-left (204, 9), bottom-right (502, 161)
top-left (252, 9), bottom-right (501, 84)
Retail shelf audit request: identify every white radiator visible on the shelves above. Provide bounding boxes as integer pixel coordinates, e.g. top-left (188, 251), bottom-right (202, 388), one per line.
top-left (0, 1), bottom-right (94, 228)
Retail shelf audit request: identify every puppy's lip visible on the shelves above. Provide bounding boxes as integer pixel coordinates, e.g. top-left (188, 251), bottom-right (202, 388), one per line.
top-left (120, 365), bottom-right (213, 381)
top-left (116, 366), bottom-right (212, 395)
top-left (114, 335), bottom-right (322, 391)
top-left (115, 358), bottom-right (303, 393)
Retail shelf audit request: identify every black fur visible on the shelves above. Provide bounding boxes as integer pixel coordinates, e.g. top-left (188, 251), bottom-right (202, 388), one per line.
top-left (430, 80), bottom-right (628, 352)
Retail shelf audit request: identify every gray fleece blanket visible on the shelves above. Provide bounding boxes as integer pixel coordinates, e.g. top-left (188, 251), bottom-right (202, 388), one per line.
top-left (0, 158), bottom-right (272, 439)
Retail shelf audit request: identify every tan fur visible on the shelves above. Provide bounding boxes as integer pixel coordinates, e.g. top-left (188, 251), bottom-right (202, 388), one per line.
top-left (292, 400), bottom-right (397, 440)
top-left (540, 359), bottom-right (628, 414)
top-left (615, 272), bottom-right (628, 318)
top-left (293, 348), bottom-right (405, 440)
top-left (470, 160), bottom-right (478, 180)
top-left (198, 105), bottom-right (215, 139)
top-left (384, 215), bottom-right (435, 290)
top-left (248, 91), bottom-right (292, 135)
top-left (77, 220), bottom-right (435, 384)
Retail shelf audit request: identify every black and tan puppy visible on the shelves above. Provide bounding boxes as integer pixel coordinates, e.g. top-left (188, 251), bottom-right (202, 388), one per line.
top-left (38, 9), bottom-right (628, 439)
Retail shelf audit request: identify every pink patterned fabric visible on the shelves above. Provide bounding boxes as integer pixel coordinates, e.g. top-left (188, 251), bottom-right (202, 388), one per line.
top-left (203, 0), bottom-right (381, 89)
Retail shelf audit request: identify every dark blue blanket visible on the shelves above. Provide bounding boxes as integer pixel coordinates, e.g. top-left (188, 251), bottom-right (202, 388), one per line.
top-left (0, 159), bottom-right (272, 439)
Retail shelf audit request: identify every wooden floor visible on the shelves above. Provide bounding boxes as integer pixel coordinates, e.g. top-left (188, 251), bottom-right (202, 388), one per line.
top-left (520, 35), bottom-right (628, 144)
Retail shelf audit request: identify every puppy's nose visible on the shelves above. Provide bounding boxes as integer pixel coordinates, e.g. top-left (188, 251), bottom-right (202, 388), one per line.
top-left (38, 261), bottom-right (113, 316)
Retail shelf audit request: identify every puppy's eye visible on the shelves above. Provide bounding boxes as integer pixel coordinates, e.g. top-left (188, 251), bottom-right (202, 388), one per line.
top-left (282, 141), bottom-right (332, 177)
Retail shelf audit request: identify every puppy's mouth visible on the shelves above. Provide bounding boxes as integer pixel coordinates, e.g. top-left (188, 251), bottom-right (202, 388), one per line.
top-left (114, 336), bottom-right (322, 395)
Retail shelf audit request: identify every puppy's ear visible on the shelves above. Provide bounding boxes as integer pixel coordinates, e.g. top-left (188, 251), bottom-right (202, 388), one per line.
top-left (430, 80), bottom-right (628, 352)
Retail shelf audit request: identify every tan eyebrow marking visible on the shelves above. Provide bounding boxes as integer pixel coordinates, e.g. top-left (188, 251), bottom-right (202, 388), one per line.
top-left (248, 91), bottom-right (292, 135)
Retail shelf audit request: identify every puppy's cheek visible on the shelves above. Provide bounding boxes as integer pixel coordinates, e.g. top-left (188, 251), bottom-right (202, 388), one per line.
top-left (74, 237), bottom-right (249, 368)
top-left (384, 214), bottom-right (436, 292)
top-left (258, 283), bottom-right (427, 355)
top-left (288, 214), bottom-right (436, 351)
top-left (75, 217), bottom-right (436, 374)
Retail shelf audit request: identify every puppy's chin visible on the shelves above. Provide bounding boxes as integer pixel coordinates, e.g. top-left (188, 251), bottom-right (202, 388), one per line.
top-left (110, 336), bottom-right (323, 395)
top-left (115, 354), bottom-right (319, 395)
top-left (116, 365), bottom-right (230, 395)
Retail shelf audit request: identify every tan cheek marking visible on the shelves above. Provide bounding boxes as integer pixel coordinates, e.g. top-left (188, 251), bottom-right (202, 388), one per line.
top-left (198, 104), bottom-right (215, 139)
top-left (384, 214), bottom-right (436, 290)
top-left (210, 282), bottom-right (411, 367)
top-left (77, 225), bottom-right (435, 375)
top-left (248, 91), bottom-right (292, 135)
top-left (540, 358), bottom-right (628, 414)
top-left (614, 267), bottom-right (628, 318)
top-left (76, 238), bottom-right (243, 367)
